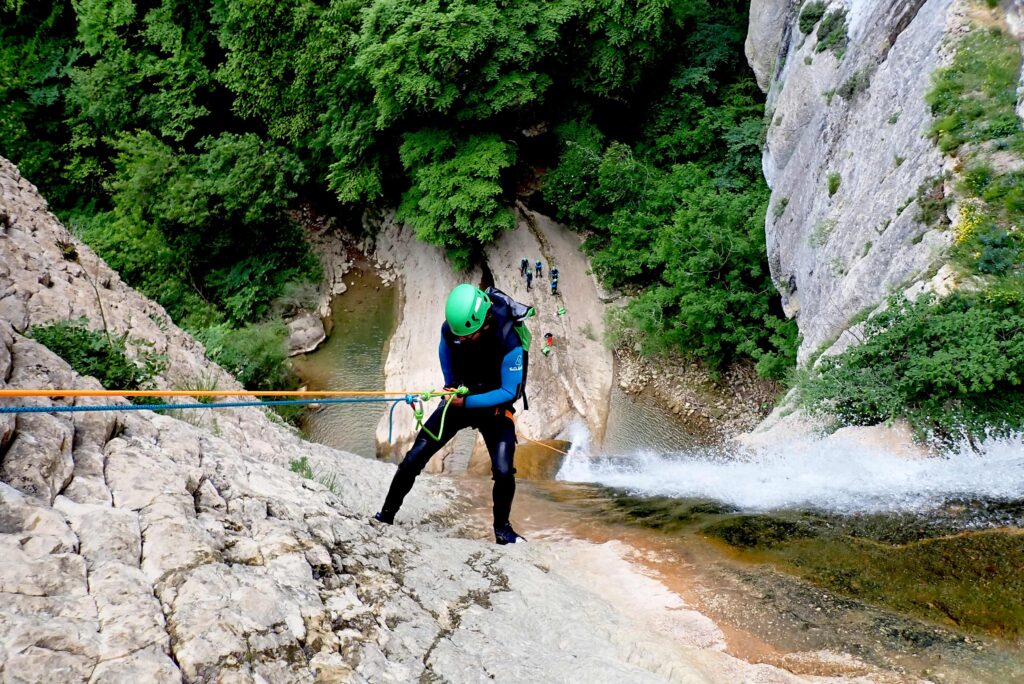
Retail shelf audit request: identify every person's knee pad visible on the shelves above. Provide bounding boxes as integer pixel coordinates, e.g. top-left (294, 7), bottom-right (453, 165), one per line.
top-left (490, 443), bottom-right (516, 481)
top-left (398, 438), bottom-right (433, 476)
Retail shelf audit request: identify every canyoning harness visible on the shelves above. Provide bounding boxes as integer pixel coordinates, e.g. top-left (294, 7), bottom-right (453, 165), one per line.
top-left (441, 287), bottom-right (535, 410)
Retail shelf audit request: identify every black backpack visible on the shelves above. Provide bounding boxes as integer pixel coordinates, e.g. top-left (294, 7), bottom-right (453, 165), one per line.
top-left (486, 287), bottom-right (535, 409)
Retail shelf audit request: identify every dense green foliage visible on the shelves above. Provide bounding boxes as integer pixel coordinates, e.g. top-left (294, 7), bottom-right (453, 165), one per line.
top-left (800, 292), bottom-right (1024, 444)
top-left (926, 26), bottom-right (1024, 281)
top-left (198, 322), bottom-right (295, 391)
top-left (3, 0), bottom-right (793, 379)
top-left (30, 318), bottom-right (165, 395)
top-left (797, 1), bottom-right (826, 34)
top-left (540, 6), bottom-right (796, 375)
top-left (814, 9), bottom-right (848, 57)
top-left (926, 28), bottom-right (1024, 157)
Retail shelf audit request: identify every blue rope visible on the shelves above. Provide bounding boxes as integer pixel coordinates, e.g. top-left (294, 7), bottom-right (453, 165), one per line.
top-left (0, 392), bottom-right (454, 445)
top-left (386, 394), bottom-right (421, 443)
top-left (0, 396), bottom-right (400, 414)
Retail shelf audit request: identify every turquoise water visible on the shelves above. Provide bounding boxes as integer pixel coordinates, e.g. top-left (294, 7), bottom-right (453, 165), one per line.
top-left (292, 268), bottom-right (397, 458)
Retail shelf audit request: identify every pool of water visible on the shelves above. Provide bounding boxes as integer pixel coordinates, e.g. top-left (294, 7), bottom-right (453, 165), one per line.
top-left (292, 267), bottom-right (397, 458)
top-left (601, 384), bottom-right (700, 455)
top-left (549, 431), bottom-right (1024, 681)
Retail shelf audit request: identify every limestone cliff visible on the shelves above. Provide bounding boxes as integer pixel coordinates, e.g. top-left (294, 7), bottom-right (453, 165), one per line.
top-left (748, 0), bottom-right (972, 360)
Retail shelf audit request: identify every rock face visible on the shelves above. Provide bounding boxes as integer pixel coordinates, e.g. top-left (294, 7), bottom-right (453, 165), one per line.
top-left (1, 156), bottom-right (860, 683)
top-left (371, 213), bottom-right (482, 468)
top-left (372, 206), bottom-right (614, 465)
top-left (746, 0), bottom-right (793, 90)
top-left (750, 0), bottom-right (958, 361)
top-left (484, 205), bottom-right (614, 445)
top-left (297, 204), bottom-right (351, 320)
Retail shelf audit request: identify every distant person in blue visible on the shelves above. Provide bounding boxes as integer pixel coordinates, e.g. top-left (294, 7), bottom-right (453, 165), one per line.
top-left (373, 284), bottom-right (526, 545)
top-left (550, 267), bottom-right (559, 281)
top-left (519, 257), bottom-right (529, 276)
top-left (550, 276), bottom-right (558, 296)
top-left (535, 259), bottom-right (543, 279)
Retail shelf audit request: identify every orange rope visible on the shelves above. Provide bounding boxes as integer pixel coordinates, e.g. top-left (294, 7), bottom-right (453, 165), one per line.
top-left (517, 432), bottom-right (571, 456)
top-left (0, 389), bottom-right (445, 398)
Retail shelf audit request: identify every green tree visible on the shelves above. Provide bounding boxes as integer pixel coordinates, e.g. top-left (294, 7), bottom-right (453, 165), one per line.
top-left (396, 130), bottom-right (516, 268)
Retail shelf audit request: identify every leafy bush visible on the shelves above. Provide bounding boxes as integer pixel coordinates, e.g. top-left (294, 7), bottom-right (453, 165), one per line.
top-left (199, 321), bottom-right (296, 391)
top-left (827, 172), bottom-right (841, 196)
top-left (837, 67), bottom-right (871, 101)
top-left (395, 130), bottom-right (516, 269)
top-left (30, 319), bottom-right (165, 393)
top-left (815, 9), bottom-right (848, 56)
top-left (914, 174), bottom-right (952, 227)
top-left (799, 292), bottom-right (1024, 444)
top-left (926, 24), bottom-right (1024, 281)
top-left (773, 196), bottom-right (789, 218)
top-left (926, 28), bottom-right (1024, 156)
top-left (798, 1), bottom-right (827, 34)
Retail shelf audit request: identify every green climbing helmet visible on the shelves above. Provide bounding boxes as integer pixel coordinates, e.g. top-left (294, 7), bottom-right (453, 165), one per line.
top-left (445, 284), bottom-right (491, 336)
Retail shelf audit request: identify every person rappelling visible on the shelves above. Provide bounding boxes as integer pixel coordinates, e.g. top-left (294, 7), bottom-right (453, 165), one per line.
top-left (372, 284), bottom-right (533, 545)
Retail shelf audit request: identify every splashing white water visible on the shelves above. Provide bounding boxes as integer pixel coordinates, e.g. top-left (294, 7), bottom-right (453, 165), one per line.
top-left (556, 432), bottom-right (1024, 514)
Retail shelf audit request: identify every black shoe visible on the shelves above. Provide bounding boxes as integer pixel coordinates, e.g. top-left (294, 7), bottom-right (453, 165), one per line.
top-left (494, 523), bottom-right (525, 545)
top-left (372, 511), bottom-right (394, 525)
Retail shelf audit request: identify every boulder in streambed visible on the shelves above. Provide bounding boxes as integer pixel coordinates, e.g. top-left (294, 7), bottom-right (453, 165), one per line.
top-left (286, 312), bottom-right (326, 356)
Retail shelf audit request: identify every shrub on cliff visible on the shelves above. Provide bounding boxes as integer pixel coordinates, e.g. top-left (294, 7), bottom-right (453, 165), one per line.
top-left (799, 292), bottom-right (1024, 444)
top-left (798, 1), bottom-right (827, 34)
top-left (30, 319), bottom-right (165, 395)
top-left (199, 321), bottom-right (295, 392)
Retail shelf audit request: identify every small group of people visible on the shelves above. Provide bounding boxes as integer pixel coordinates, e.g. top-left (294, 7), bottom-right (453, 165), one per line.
top-left (519, 257), bottom-right (538, 290)
top-left (519, 257), bottom-right (560, 296)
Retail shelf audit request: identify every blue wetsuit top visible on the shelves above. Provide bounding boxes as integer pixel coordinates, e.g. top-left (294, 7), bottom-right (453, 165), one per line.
top-left (438, 336), bottom-right (524, 409)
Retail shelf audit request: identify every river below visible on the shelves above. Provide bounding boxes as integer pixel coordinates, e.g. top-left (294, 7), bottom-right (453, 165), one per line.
top-left (294, 268), bottom-right (1024, 683)
top-left (292, 267), bottom-right (398, 458)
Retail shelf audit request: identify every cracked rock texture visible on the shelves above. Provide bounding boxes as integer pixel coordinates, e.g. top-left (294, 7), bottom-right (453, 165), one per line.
top-left (749, 0), bottom-right (962, 361)
top-left (1, 157), bottom-right (884, 682)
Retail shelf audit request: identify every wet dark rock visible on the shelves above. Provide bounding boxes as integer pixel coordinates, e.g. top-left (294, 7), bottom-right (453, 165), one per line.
top-left (704, 515), bottom-right (819, 549)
